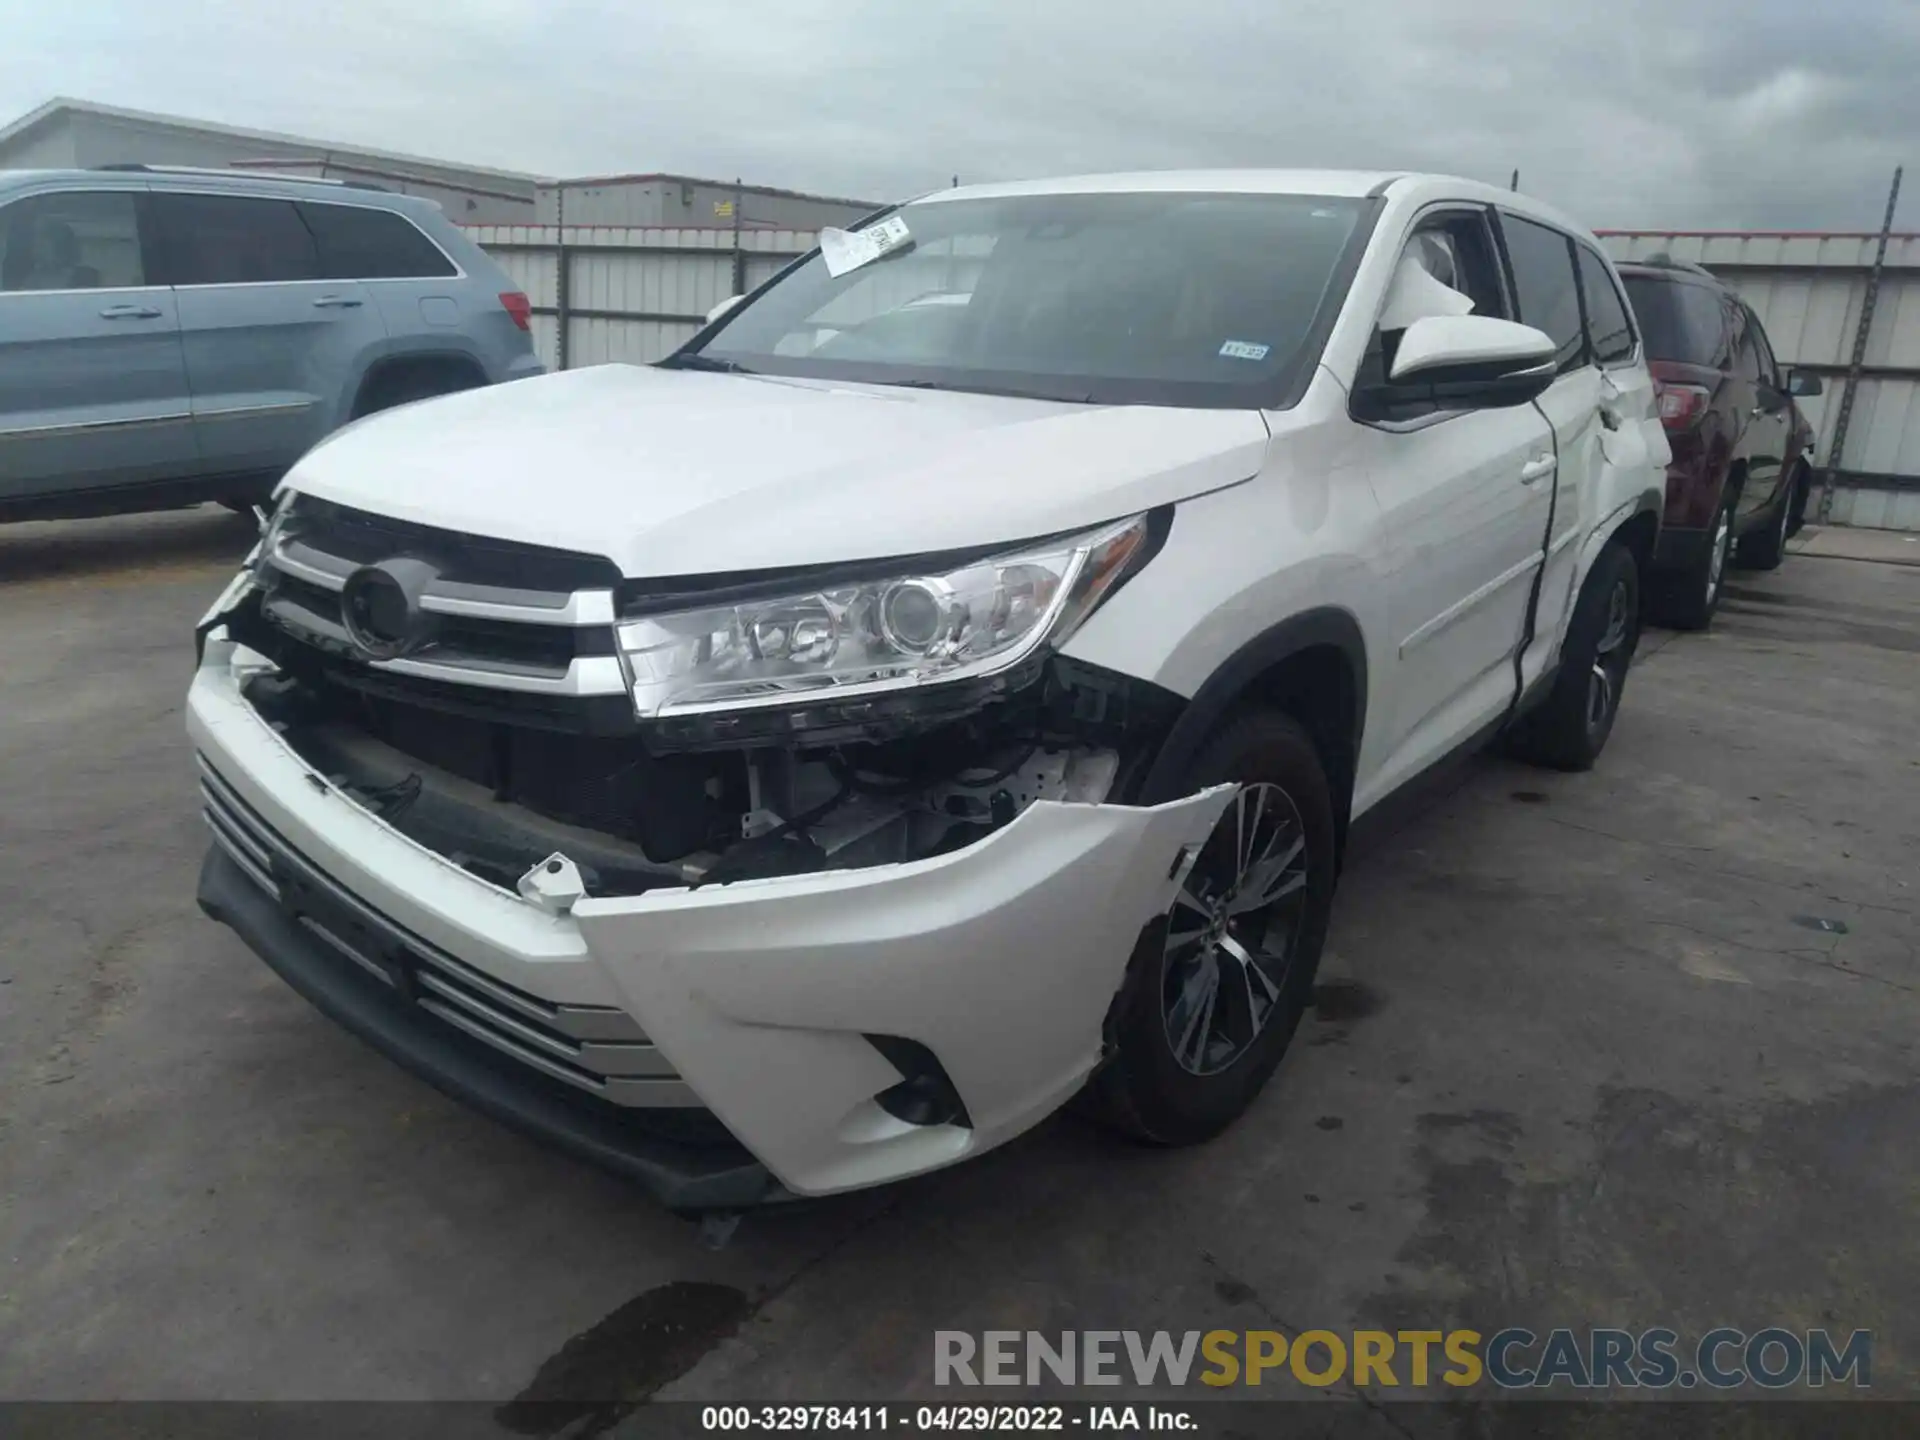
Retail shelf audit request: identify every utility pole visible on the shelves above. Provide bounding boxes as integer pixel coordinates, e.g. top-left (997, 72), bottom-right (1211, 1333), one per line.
top-left (730, 176), bottom-right (746, 296)
top-left (1818, 165), bottom-right (1904, 524)
top-left (1509, 169), bottom-right (1520, 192)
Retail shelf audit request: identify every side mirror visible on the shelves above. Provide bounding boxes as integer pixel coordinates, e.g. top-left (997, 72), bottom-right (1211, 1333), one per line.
top-left (1786, 369), bottom-right (1824, 398)
top-left (705, 294), bottom-right (745, 325)
top-left (1371, 315), bottom-right (1559, 413)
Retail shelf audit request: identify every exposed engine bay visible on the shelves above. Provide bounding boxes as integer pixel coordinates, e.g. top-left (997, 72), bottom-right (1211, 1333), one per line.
top-left (225, 587), bottom-right (1181, 900)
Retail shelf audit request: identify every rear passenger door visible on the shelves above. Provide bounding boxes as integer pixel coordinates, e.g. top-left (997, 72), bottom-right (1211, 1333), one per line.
top-left (297, 199), bottom-right (462, 341)
top-left (1495, 213), bottom-right (1605, 695)
top-left (148, 191), bottom-right (389, 480)
top-left (0, 186), bottom-right (198, 501)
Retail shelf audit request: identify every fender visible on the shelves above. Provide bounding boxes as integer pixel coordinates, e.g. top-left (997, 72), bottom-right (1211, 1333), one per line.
top-left (1577, 485), bottom-right (1664, 589)
top-left (1133, 606), bottom-right (1368, 806)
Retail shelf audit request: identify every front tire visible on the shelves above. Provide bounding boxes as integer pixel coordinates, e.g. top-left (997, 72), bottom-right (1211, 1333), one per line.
top-left (1785, 465), bottom-right (1811, 539)
top-left (1738, 470), bottom-right (1795, 571)
top-left (1084, 711), bottom-right (1338, 1146)
top-left (1509, 540), bottom-right (1640, 772)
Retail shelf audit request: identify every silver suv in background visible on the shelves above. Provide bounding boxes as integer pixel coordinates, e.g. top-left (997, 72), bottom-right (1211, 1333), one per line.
top-left (0, 166), bottom-right (542, 522)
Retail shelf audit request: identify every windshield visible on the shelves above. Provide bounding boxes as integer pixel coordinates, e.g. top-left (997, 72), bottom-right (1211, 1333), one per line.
top-left (674, 191), bottom-right (1369, 407)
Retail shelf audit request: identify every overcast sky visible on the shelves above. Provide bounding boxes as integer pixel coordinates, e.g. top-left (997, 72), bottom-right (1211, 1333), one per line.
top-left (3, 0), bottom-right (1912, 230)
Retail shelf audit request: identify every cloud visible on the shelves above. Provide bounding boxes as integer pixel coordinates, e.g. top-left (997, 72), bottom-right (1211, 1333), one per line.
top-left (1, 0), bottom-right (1910, 229)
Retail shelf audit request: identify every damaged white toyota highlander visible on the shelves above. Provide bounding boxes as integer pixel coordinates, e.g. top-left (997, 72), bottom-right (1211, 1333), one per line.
top-left (189, 171), bottom-right (1668, 1210)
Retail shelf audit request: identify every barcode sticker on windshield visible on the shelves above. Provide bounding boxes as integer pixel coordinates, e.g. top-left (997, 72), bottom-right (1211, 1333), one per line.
top-left (1219, 340), bottom-right (1270, 361)
top-left (820, 215), bottom-right (914, 277)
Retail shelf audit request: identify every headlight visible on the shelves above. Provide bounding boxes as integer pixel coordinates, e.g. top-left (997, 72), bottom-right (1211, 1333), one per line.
top-left (615, 514), bottom-right (1154, 720)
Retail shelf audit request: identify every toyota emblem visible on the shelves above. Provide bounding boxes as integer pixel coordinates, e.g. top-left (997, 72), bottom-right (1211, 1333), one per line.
top-left (340, 557), bottom-right (442, 661)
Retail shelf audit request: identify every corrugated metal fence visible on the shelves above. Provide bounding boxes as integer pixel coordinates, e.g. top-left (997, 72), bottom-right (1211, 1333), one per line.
top-left (471, 223), bottom-right (1920, 531)
top-left (1600, 231), bottom-right (1920, 531)
top-left (470, 225), bottom-right (815, 371)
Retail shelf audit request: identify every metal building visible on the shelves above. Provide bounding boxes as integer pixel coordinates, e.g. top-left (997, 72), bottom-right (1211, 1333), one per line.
top-left (1601, 229), bottom-right (1920, 532)
top-left (0, 98), bottom-right (543, 224)
top-left (537, 174), bottom-right (878, 231)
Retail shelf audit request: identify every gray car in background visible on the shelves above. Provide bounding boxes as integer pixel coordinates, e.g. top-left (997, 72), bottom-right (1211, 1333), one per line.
top-left (0, 166), bottom-right (541, 522)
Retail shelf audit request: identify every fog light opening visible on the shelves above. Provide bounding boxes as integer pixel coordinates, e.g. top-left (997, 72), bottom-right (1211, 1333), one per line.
top-left (866, 1035), bottom-right (971, 1129)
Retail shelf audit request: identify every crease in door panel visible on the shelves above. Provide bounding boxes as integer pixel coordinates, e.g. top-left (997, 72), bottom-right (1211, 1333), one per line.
top-left (1506, 396), bottom-right (1562, 722)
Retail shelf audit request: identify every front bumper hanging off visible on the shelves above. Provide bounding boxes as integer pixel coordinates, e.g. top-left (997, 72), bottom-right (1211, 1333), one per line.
top-left (189, 637), bottom-right (1232, 1205)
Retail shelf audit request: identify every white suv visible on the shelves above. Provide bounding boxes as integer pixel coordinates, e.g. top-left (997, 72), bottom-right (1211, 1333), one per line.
top-left (189, 171), bottom-right (1667, 1209)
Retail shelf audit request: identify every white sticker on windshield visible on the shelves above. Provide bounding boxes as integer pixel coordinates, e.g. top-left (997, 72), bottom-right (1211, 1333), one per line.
top-left (819, 214), bottom-right (914, 278)
top-left (1218, 340), bottom-right (1270, 361)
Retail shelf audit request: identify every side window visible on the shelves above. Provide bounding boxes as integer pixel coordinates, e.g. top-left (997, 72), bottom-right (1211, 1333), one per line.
top-left (0, 191), bottom-right (145, 291)
top-left (1575, 246), bottom-right (1636, 365)
top-left (1731, 306), bottom-right (1765, 383)
top-left (1395, 213), bottom-right (1510, 321)
top-left (1745, 308), bottom-right (1780, 388)
top-left (298, 203), bottom-right (457, 280)
top-left (1499, 214), bottom-right (1587, 373)
top-left (150, 194), bottom-right (318, 285)
top-left (1355, 210), bottom-right (1508, 408)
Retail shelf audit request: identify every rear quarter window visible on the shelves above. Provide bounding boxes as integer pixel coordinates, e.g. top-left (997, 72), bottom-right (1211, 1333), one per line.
top-left (1576, 246), bottom-right (1636, 365)
top-left (1621, 274), bottom-right (1730, 368)
top-left (298, 203), bottom-right (457, 280)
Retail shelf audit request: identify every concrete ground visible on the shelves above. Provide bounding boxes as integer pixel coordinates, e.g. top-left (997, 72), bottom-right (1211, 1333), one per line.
top-left (1, 506), bottom-right (1915, 1423)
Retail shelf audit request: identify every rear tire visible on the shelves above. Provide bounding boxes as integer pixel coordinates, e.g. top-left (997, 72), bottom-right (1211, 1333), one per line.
top-left (353, 365), bottom-right (483, 418)
top-left (1509, 541), bottom-right (1640, 772)
top-left (1083, 711), bottom-right (1338, 1146)
top-left (1650, 487), bottom-right (1733, 631)
top-left (1738, 471), bottom-right (1795, 571)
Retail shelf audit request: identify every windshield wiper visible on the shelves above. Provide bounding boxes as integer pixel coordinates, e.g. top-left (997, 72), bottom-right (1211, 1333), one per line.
top-left (658, 353), bottom-right (756, 374)
top-left (874, 378), bottom-right (1097, 403)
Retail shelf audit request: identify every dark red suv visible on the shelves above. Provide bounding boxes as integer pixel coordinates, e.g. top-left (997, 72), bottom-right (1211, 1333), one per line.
top-left (1618, 257), bottom-right (1822, 629)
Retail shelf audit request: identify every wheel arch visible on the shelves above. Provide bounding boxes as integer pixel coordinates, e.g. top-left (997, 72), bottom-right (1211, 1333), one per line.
top-left (350, 350), bottom-right (490, 418)
top-left (1133, 607), bottom-right (1367, 866)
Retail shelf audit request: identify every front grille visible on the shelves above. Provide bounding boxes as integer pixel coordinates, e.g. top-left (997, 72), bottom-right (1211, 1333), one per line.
top-left (198, 757), bottom-right (698, 1109)
top-left (265, 571), bottom-right (608, 675)
top-left (289, 496), bottom-right (622, 593)
top-left (257, 495), bottom-right (631, 701)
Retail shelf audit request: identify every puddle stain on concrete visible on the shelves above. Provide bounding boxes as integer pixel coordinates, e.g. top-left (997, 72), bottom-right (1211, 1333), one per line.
top-left (498, 1281), bottom-right (752, 1437)
top-left (1359, 1084), bottom-right (1920, 1386)
top-left (1314, 979), bottom-right (1386, 1024)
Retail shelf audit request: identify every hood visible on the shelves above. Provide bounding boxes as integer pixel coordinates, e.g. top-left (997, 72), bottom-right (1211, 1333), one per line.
top-left (289, 365), bottom-right (1270, 577)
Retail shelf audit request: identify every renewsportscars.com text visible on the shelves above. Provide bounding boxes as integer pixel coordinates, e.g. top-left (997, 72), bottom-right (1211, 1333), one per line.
top-left (934, 1327), bottom-right (1871, 1390)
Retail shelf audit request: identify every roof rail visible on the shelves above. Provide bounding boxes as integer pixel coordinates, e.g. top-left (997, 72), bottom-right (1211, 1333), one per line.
top-left (90, 163), bottom-right (386, 192)
top-left (1638, 249), bottom-right (1717, 279)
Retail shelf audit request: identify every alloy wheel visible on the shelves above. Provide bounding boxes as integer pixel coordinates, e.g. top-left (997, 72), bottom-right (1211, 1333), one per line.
top-left (1161, 782), bottom-right (1311, 1077)
top-left (1587, 576), bottom-right (1635, 733)
top-left (1705, 508), bottom-right (1732, 606)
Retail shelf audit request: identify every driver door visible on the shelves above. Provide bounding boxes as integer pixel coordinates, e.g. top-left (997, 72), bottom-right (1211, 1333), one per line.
top-left (1351, 208), bottom-right (1556, 797)
top-left (1737, 304), bottom-right (1791, 520)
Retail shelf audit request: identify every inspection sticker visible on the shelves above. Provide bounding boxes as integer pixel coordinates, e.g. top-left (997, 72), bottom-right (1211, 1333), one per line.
top-left (1218, 340), bottom-right (1271, 361)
